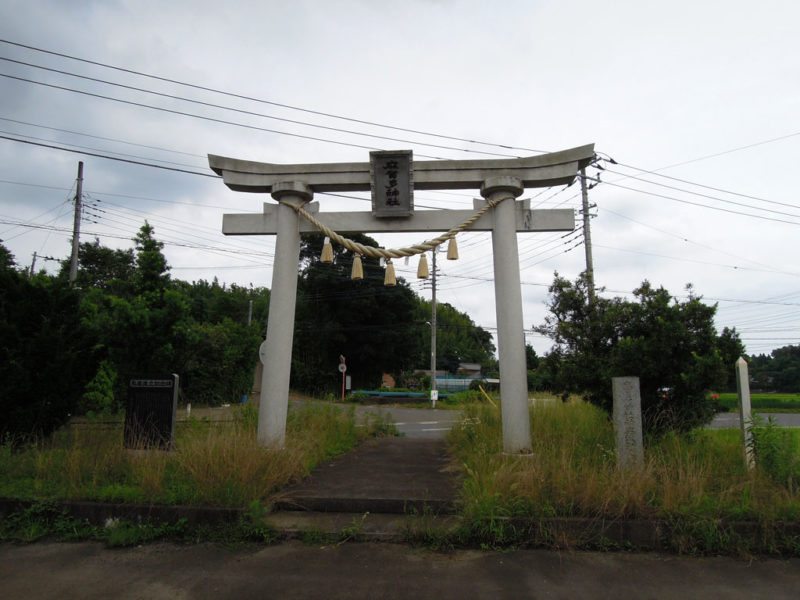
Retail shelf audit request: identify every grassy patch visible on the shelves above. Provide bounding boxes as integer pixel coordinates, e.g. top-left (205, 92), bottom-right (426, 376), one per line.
top-left (0, 401), bottom-right (396, 509)
top-left (717, 392), bottom-right (800, 412)
top-left (0, 500), bottom-right (283, 547)
top-left (449, 401), bottom-right (800, 554)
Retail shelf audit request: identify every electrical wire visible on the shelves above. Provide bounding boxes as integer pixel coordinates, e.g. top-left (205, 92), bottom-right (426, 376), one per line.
top-left (0, 38), bottom-right (550, 154)
top-left (0, 56), bottom-right (518, 158)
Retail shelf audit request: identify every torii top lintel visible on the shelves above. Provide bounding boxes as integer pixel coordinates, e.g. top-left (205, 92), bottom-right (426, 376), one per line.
top-left (208, 144), bottom-right (595, 194)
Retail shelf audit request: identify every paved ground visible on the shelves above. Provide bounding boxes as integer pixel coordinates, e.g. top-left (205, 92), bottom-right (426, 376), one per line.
top-left (1, 540), bottom-right (798, 599)
top-left (274, 436), bottom-right (459, 514)
top-left (709, 411), bottom-right (800, 429)
top-left (354, 405), bottom-right (462, 438)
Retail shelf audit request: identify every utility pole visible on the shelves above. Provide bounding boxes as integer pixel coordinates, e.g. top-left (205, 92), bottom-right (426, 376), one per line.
top-left (29, 251), bottom-right (37, 277)
top-left (68, 161), bottom-right (84, 285)
top-left (579, 167), bottom-right (595, 301)
top-left (430, 248), bottom-right (438, 407)
top-left (247, 299), bottom-right (253, 326)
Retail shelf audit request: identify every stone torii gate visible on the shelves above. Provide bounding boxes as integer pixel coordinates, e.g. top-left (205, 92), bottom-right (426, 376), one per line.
top-left (209, 144), bottom-right (595, 454)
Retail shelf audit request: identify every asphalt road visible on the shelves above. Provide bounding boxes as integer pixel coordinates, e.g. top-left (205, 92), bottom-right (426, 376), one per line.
top-left (1, 541), bottom-right (798, 600)
top-left (708, 412), bottom-right (800, 429)
top-left (372, 406), bottom-right (462, 438)
top-left (354, 404), bottom-right (800, 437)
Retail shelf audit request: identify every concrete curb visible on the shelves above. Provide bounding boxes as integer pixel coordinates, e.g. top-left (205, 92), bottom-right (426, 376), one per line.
top-left (4, 498), bottom-right (800, 552)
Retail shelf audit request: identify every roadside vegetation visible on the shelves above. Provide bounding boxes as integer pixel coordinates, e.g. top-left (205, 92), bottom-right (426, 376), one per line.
top-left (0, 402), bottom-right (396, 508)
top-left (447, 401), bottom-right (800, 554)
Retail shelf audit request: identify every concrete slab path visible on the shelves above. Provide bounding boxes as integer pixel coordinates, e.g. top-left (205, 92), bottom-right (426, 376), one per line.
top-left (274, 436), bottom-right (460, 514)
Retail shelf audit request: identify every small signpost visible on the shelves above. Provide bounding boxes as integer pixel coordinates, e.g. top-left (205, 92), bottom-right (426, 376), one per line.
top-left (124, 374), bottom-right (179, 450)
top-left (735, 357), bottom-right (756, 470)
top-left (339, 355), bottom-right (347, 402)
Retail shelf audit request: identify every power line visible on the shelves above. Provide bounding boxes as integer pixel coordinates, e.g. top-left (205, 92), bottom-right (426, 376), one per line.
top-left (0, 38), bottom-right (549, 155)
top-left (600, 206), bottom-right (799, 277)
top-left (609, 159), bottom-right (800, 211)
top-left (601, 179), bottom-right (800, 226)
top-left (600, 166), bottom-right (800, 219)
top-left (594, 243), bottom-right (800, 277)
top-left (0, 128), bottom-right (207, 170)
top-left (0, 134), bottom-right (218, 177)
top-left (0, 116), bottom-right (205, 159)
top-left (0, 56), bottom-right (517, 159)
top-left (0, 72), bottom-right (402, 156)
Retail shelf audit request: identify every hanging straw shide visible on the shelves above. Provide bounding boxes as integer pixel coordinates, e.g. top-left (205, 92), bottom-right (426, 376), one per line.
top-left (351, 254), bottom-right (363, 280)
top-left (321, 236), bottom-right (334, 263)
top-left (384, 259), bottom-right (396, 286)
top-left (447, 236), bottom-right (459, 260)
top-left (417, 253), bottom-right (429, 279)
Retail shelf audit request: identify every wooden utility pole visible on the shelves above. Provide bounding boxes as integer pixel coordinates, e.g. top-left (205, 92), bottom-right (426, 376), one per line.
top-left (430, 248), bottom-right (438, 407)
top-left (579, 167), bottom-right (595, 300)
top-left (68, 161), bottom-right (84, 285)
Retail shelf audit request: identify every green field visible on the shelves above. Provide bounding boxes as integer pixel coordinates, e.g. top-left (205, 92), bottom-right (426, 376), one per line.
top-left (716, 393), bottom-right (800, 412)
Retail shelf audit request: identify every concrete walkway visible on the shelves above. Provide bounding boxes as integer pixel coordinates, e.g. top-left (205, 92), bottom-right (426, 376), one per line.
top-left (274, 436), bottom-right (460, 515)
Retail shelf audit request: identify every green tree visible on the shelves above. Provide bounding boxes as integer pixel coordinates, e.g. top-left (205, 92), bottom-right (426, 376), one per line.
top-left (58, 237), bottom-right (135, 296)
top-left (0, 245), bottom-right (97, 439)
top-left (292, 233), bottom-right (422, 393)
top-left (0, 241), bottom-right (15, 271)
top-left (538, 273), bottom-right (736, 433)
top-left (749, 345), bottom-right (800, 392)
top-left (133, 221), bottom-right (170, 296)
top-left (413, 301), bottom-right (495, 372)
top-left (181, 318), bottom-right (261, 404)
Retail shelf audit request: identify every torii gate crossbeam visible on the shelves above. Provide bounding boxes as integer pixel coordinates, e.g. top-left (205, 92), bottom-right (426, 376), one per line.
top-left (210, 144), bottom-right (595, 454)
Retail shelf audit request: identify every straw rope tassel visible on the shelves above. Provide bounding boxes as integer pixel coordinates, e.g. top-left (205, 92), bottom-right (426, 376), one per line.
top-left (447, 236), bottom-right (459, 260)
top-left (321, 236), bottom-right (334, 263)
top-left (417, 253), bottom-right (429, 279)
top-left (351, 254), bottom-right (363, 280)
top-left (384, 259), bottom-right (396, 286)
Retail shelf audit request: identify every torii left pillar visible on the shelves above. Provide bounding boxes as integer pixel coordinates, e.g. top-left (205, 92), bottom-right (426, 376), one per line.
top-left (258, 182), bottom-right (312, 448)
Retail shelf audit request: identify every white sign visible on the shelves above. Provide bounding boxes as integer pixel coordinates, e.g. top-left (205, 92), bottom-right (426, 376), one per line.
top-left (338, 363), bottom-right (347, 373)
top-left (430, 390), bottom-right (439, 402)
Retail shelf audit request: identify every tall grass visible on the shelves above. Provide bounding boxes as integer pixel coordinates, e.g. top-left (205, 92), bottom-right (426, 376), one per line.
top-left (450, 401), bottom-right (800, 550)
top-left (0, 402), bottom-right (395, 508)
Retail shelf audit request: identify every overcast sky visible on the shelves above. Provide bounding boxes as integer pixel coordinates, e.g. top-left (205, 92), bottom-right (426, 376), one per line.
top-left (1, 0), bottom-right (798, 358)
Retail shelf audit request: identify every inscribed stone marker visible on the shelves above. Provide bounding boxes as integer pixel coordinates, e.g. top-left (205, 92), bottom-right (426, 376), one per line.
top-left (612, 376), bottom-right (644, 470)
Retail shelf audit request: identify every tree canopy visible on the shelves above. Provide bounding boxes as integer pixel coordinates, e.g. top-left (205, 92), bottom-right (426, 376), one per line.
top-left (1, 227), bottom-right (498, 437)
top-left (290, 233), bottom-right (496, 394)
top-left (537, 273), bottom-right (745, 433)
top-left (749, 345), bottom-right (800, 392)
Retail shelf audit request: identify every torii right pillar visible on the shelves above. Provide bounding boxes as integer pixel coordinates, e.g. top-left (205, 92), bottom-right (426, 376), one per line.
top-left (482, 176), bottom-right (531, 454)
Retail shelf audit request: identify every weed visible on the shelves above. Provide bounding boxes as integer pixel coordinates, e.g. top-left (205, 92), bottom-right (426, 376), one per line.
top-left (402, 506), bottom-right (456, 552)
top-left (236, 501), bottom-right (278, 543)
top-left (339, 512), bottom-right (369, 542)
top-left (0, 502), bottom-right (98, 543)
top-left (299, 526), bottom-right (336, 546)
top-left (749, 416), bottom-right (800, 492)
top-left (0, 400), bottom-right (378, 510)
